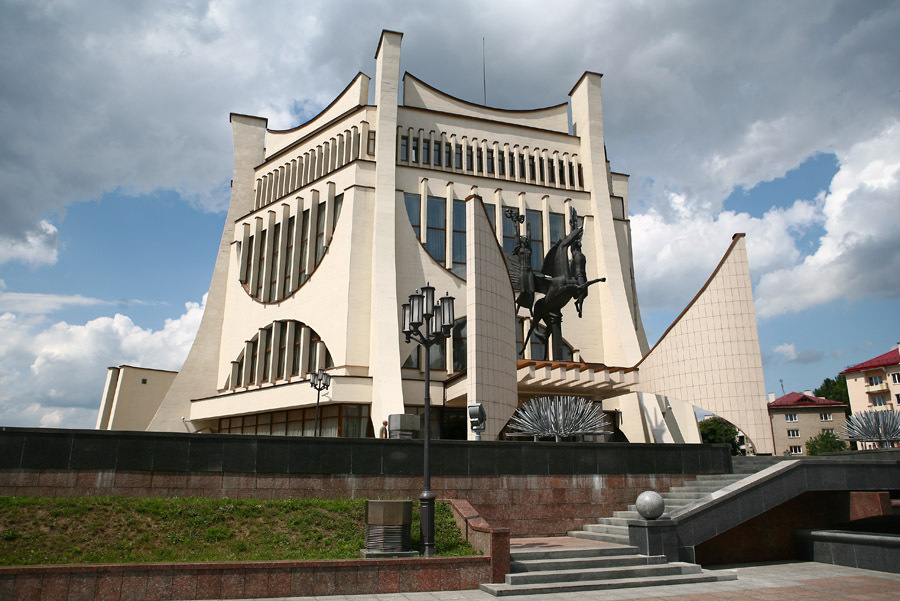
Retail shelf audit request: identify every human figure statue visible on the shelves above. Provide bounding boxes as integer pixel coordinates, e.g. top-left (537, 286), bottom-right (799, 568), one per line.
top-left (513, 224), bottom-right (534, 314)
top-left (379, 420), bottom-right (388, 439)
top-left (570, 238), bottom-right (588, 318)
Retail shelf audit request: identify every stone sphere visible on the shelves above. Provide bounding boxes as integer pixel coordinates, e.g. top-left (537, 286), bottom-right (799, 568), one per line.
top-left (635, 491), bottom-right (665, 520)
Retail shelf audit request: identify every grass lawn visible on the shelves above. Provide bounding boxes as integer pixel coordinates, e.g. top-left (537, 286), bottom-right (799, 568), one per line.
top-left (0, 497), bottom-right (478, 566)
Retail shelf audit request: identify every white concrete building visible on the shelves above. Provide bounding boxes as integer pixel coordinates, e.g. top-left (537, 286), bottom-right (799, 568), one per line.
top-left (99, 30), bottom-right (773, 454)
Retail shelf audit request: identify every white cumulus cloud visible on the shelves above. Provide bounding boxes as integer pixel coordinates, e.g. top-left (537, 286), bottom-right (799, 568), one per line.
top-left (0, 296), bottom-right (205, 428)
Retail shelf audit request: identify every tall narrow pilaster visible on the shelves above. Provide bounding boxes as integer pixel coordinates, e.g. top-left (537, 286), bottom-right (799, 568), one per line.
top-left (369, 30), bottom-right (405, 428)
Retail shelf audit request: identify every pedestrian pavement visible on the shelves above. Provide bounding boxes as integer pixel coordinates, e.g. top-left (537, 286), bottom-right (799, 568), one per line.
top-left (233, 560), bottom-right (900, 601)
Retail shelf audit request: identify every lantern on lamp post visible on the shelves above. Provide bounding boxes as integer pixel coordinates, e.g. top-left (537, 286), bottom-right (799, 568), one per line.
top-left (400, 283), bottom-right (455, 557)
top-left (310, 367), bottom-right (331, 436)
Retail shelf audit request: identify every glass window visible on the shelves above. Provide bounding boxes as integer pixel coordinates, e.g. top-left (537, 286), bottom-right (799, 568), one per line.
top-left (433, 139), bottom-right (441, 166)
top-left (822, 428), bottom-right (834, 435)
top-left (868, 375), bottom-right (883, 386)
top-left (529, 156), bottom-right (536, 180)
top-left (526, 209), bottom-right (543, 271)
top-left (530, 324), bottom-right (548, 361)
top-left (498, 151), bottom-right (505, 176)
top-left (402, 347), bottom-right (420, 369)
top-left (452, 318), bottom-right (467, 372)
top-left (399, 136), bottom-right (408, 161)
top-left (422, 140), bottom-right (430, 165)
top-left (502, 209), bottom-right (517, 253)
top-left (787, 429), bottom-right (799, 438)
top-left (314, 201), bottom-right (327, 265)
top-left (367, 131), bottom-right (376, 155)
top-left (404, 193), bottom-right (421, 238)
top-left (332, 194), bottom-right (343, 234)
top-left (549, 212), bottom-right (565, 245)
top-left (452, 199), bottom-right (466, 277)
top-left (466, 145), bottom-right (473, 171)
top-left (484, 203), bottom-right (496, 232)
top-left (558, 159), bottom-right (566, 186)
top-left (820, 412), bottom-right (832, 421)
top-left (444, 142), bottom-right (451, 167)
top-left (429, 340), bottom-right (446, 370)
top-left (873, 396), bottom-right (887, 407)
top-left (789, 446), bottom-right (802, 455)
top-left (244, 234), bottom-right (254, 284)
top-left (426, 196), bottom-right (446, 262)
top-left (891, 373), bottom-right (900, 384)
top-left (476, 148), bottom-right (484, 173)
top-left (455, 144), bottom-right (463, 169)
top-left (785, 414), bottom-right (798, 422)
top-left (548, 157), bottom-right (555, 183)
top-left (486, 150), bottom-right (494, 174)
top-left (411, 138), bottom-right (418, 162)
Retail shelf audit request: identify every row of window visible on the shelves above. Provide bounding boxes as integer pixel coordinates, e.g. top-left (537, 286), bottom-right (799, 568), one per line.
top-left (226, 320), bottom-right (333, 390)
top-left (254, 122), bottom-right (375, 211)
top-left (403, 192), bottom-right (579, 278)
top-left (218, 404), bottom-right (372, 438)
top-left (239, 193), bottom-right (343, 303)
top-left (870, 373), bottom-right (900, 385)
top-left (397, 128), bottom-right (585, 191)
top-left (784, 412), bottom-right (834, 422)
top-left (787, 428), bottom-right (834, 439)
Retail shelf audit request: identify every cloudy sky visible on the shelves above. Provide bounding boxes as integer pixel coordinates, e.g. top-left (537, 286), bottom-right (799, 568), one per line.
top-left (1, 0), bottom-right (898, 429)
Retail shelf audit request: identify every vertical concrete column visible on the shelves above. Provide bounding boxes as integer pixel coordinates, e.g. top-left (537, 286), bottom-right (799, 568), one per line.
top-left (330, 137), bottom-right (338, 172)
top-left (418, 178), bottom-right (429, 245)
top-left (493, 188), bottom-right (504, 246)
top-left (445, 182), bottom-right (454, 270)
top-left (512, 145), bottom-right (521, 182)
top-left (243, 340), bottom-right (255, 386)
top-left (541, 195), bottom-right (551, 250)
top-left (417, 129), bottom-right (425, 166)
top-left (408, 127), bottom-right (416, 165)
top-left (369, 30), bottom-right (405, 428)
top-left (254, 179), bottom-right (263, 210)
top-left (351, 126), bottom-right (360, 160)
top-left (249, 216), bottom-right (264, 297)
top-left (492, 141), bottom-right (500, 177)
top-left (256, 328), bottom-right (269, 384)
top-left (449, 134), bottom-right (458, 171)
top-left (396, 126), bottom-right (404, 162)
top-left (564, 197), bottom-right (573, 235)
top-left (441, 133), bottom-right (451, 171)
top-left (299, 325), bottom-right (312, 379)
top-left (360, 121), bottom-right (371, 158)
top-left (569, 72), bottom-right (642, 365)
top-left (571, 154), bottom-right (581, 189)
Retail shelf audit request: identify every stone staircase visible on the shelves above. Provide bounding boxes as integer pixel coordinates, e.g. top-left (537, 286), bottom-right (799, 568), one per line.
top-left (569, 456), bottom-right (787, 545)
top-left (480, 542), bottom-right (735, 596)
top-left (480, 456), bottom-right (786, 596)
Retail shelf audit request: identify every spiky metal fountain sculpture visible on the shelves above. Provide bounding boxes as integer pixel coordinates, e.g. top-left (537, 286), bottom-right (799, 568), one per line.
top-left (507, 395), bottom-right (612, 442)
top-left (840, 410), bottom-right (900, 448)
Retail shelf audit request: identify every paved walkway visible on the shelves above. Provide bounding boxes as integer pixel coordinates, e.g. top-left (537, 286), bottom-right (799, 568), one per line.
top-left (238, 560), bottom-right (900, 601)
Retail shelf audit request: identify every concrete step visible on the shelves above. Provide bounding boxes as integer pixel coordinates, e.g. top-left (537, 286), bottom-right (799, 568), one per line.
top-left (612, 510), bottom-right (641, 519)
top-left (583, 523), bottom-right (628, 536)
top-left (480, 569), bottom-right (737, 596)
top-left (595, 517), bottom-right (629, 527)
top-left (511, 554), bottom-right (666, 573)
top-left (505, 561), bottom-right (703, 585)
top-left (695, 474), bottom-right (745, 482)
top-left (669, 483), bottom-right (735, 492)
top-left (510, 545), bottom-right (639, 561)
top-left (567, 530), bottom-right (631, 545)
top-left (660, 491), bottom-right (712, 500)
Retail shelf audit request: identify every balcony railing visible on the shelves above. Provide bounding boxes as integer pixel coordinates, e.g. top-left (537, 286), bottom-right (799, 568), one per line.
top-left (865, 382), bottom-right (889, 393)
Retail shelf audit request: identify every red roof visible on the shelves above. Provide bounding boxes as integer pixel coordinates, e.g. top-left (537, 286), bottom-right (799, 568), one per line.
top-left (768, 392), bottom-right (847, 408)
top-left (839, 347), bottom-right (900, 374)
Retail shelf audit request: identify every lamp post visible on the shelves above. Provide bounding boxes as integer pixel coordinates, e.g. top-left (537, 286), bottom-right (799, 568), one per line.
top-left (310, 367), bottom-right (331, 436)
top-left (401, 283), bottom-right (455, 557)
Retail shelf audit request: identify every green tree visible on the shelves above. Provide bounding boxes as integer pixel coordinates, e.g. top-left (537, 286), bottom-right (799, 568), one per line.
top-left (805, 431), bottom-right (849, 456)
top-left (698, 416), bottom-right (740, 455)
top-left (813, 374), bottom-right (849, 405)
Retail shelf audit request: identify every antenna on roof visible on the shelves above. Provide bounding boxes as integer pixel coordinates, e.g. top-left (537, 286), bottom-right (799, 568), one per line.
top-left (482, 37), bottom-right (487, 106)
top-left (779, 379), bottom-right (786, 395)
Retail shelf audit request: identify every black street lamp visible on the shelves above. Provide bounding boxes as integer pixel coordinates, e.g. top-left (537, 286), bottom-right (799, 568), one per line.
top-left (401, 283), bottom-right (455, 557)
top-left (310, 367), bottom-right (331, 436)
